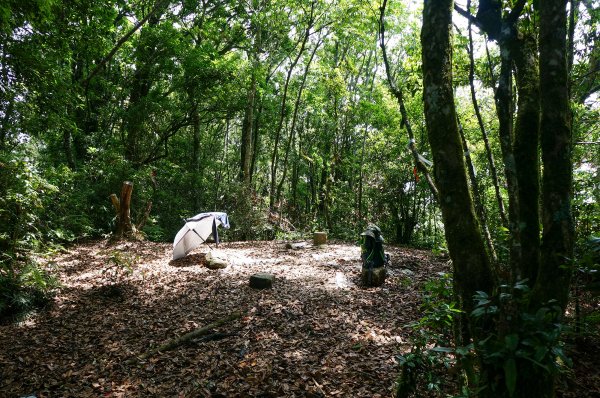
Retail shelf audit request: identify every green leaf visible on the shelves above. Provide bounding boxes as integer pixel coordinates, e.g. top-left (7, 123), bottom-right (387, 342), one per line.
top-left (430, 346), bottom-right (454, 353)
top-left (505, 334), bottom-right (519, 352)
top-left (534, 346), bottom-right (548, 362)
top-left (504, 358), bottom-right (517, 397)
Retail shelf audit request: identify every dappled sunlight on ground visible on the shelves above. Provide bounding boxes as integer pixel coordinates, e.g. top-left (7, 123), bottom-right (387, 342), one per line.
top-left (1, 239), bottom-right (446, 397)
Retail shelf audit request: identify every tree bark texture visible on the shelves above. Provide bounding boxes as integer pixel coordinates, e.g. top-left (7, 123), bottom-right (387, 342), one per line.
top-left (495, 40), bottom-right (522, 276)
top-left (117, 181), bottom-right (133, 236)
top-left (513, 34), bottom-right (541, 285)
top-left (534, 0), bottom-right (574, 311)
top-left (421, 0), bottom-right (494, 319)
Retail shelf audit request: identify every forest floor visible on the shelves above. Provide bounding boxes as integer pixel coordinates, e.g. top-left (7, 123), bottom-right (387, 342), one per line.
top-left (0, 240), bottom-right (598, 397)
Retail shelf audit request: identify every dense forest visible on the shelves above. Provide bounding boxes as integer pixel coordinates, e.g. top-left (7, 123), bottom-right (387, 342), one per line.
top-left (1, 0), bottom-right (599, 396)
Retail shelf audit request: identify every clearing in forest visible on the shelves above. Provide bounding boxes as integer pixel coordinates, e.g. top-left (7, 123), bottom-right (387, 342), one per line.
top-left (0, 240), bottom-right (446, 397)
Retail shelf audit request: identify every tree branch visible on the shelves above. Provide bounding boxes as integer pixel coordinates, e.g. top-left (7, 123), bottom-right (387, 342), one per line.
top-left (379, 0), bottom-right (439, 201)
top-left (82, 0), bottom-right (167, 89)
top-left (453, 4), bottom-right (484, 31)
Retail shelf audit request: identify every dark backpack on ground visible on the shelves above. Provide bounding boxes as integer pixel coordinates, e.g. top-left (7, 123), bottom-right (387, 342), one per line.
top-left (361, 224), bottom-right (389, 269)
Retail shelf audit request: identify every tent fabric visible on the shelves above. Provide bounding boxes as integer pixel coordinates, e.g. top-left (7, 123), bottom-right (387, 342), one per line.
top-left (172, 212), bottom-right (230, 260)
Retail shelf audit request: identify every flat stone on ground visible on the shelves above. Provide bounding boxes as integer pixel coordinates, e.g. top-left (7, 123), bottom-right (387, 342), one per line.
top-left (249, 273), bottom-right (275, 289)
top-left (205, 252), bottom-right (228, 269)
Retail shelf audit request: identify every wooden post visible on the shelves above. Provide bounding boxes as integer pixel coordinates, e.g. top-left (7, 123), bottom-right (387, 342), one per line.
top-left (313, 231), bottom-right (327, 245)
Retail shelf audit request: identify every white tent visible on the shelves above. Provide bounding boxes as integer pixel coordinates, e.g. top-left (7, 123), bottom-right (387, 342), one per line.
top-left (172, 212), bottom-right (230, 260)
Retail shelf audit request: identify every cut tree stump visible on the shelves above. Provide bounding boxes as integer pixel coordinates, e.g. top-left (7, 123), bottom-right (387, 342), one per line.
top-left (249, 273), bottom-right (274, 289)
top-left (313, 232), bottom-right (327, 245)
top-left (361, 267), bottom-right (386, 287)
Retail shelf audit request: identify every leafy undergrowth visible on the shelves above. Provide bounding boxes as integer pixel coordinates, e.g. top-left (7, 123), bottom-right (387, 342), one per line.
top-left (0, 240), bottom-right (598, 397)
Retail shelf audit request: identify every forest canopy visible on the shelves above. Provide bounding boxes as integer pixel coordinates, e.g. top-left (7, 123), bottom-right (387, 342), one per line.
top-left (0, 0), bottom-right (599, 395)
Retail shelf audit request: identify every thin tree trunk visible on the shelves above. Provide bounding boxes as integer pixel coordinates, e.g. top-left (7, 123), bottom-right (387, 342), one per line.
top-left (214, 119), bottom-right (229, 207)
top-left (192, 107), bottom-right (201, 210)
top-left (275, 38), bottom-right (321, 204)
top-left (357, 127), bottom-right (367, 224)
top-left (467, 19), bottom-right (508, 228)
top-left (63, 128), bottom-right (76, 169)
top-left (249, 101), bottom-right (262, 183)
top-left (458, 116), bottom-right (498, 264)
top-left (379, 0), bottom-right (439, 202)
top-left (240, 70), bottom-right (257, 183)
top-left (123, 10), bottom-right (163, 166)
top-left (269, 12), bottom-right (314, 209)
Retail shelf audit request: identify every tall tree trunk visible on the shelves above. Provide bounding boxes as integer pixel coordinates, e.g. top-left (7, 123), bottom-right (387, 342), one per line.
top-left (357, 126), bottom-right (367, 224)
top-left (421, 0), bottom-right (494, 320)
top-left (124, 10), bottom-right (162, 165)
top-left (249, 101), bottom-right (262, 183)
top-left (192, 107), bottom-right (201, 210)
top-left (214, 119), bottom-right (229, 207)
top-left (240, 69), bottom-right (257, 183)
top-left (496, 29), bottom-right (523, 278)
top-left (63, 127), bottom-right (76, 169)
top-left (534, 0), bottom-right (574, 311)
top-left (275, 39), bottom-right (321, 205)
top-left (269, 15), bottom-right (313, 209)
top-left (513, 34), bottom-right (541, 285)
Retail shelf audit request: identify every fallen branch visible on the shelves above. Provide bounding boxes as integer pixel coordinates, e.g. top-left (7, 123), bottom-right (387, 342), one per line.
top-left (129, 312), bottom-right (242, 363)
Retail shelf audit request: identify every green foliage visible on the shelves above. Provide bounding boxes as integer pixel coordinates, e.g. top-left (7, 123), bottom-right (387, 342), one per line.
top-left (96, 250), bottom-right (138, 299)
top-left (0, 151), bottom-right (57, 256)
top-left (0, 259), bottom-right (59, 321)
top-left (103, 250), bottom-right (136, 285)
top-left (395, 273), bottom-right (460, 397)
top-left (469, 282), bottom-right (572, 397)
top-left (577, 236), bottom-right (600, 293)
top-left (573, 236), bottom-right (600, 337)
top-left (223, 183), bottom-right (274, 241)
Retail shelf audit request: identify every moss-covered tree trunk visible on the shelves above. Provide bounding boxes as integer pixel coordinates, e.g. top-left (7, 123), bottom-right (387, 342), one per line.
top-left (534, 0), bottom-right (574, 311)
top-left (423, 1), bottom-right (574, 397)
top-left (513, 34), bottom-right (541, 285)
top-left (496, 33), bottom-right (522, 276)
top-left (421, 0), bottom-right (494, 320)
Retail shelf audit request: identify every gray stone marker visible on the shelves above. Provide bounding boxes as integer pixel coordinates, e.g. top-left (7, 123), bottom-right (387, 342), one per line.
top-left (249, 273), bottom-right (275, 289)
